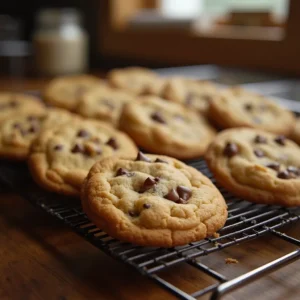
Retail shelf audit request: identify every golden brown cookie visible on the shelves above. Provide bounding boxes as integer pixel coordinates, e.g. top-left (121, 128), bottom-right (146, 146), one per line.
top-left (44, 75), bottom-right (103, 111)
top-left (81, 153), bottom-right (227, 247)
top-left (75, 85), bottom-right (136, 127)
top-left (0, 108), bottom-right (76, 160)
top-left (108, 67), bottom-right (165, 96)
top-left (28, 118), bottom-right (138, 196)
top-left (290, 118), bottom-right (300, 145)
top-left (0, 92), bottom-right (45, 122)
top-left (205, 127), bottom-right (300, 206)
top-left (163, 77), bottom-right (219, 115)
top-left (119, 96), bottom-right (216, 159)
top-left (208, 87), bottom-right (296, 135)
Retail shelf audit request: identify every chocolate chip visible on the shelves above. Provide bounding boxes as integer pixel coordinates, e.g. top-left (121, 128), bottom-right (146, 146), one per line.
top-left (244, 103), bottom-right (253, 111)
top-left (106, 138), bottom-right (118, 150)
top-left (254, 135), bottom-right (267, 144)
top-left (116, 168), bottom-right (134, 177)
top-left (274, 135), bottom-right (286, 146)
top-left (155, 158), bottom-right (168, 164)
top-left (9, 100), bottom-right (17, 107)
top-left (139, 177), bottom-right (157, 193)
top-left (165, 188), bottom-right (180, 202)
top-left (77, 129), bottom-right (90, 138)
top-left (254, 149), bottom-right (264, 158)
top-left (71, 143), bottom-right (84, 153)
top-left (277, 170), bottom-right (291, 179)
top-left (128, 210), bottom-right (138, 217)
top-left (151, 112), bottom-right (166, 124)
top-left (223, 142), bottom-right (238, 157)
top-left (266, 162), bottom-right (280, 171)
top-left (177, 186), bottom-right (192, 202)
top-left (143, 203), bottom-right (151, 209)
top-left (54, 144), bottom-right (63, 151)
top-left (28, 124), bottom-right (39, 133)
top-left (12, 122), bottom-right (21, 129)
top-left (287, 166), bottom-right (300, 175)
top-left (136, 151), bottom-right (151, 162)
top-left (154, 177), bottom-right (160, 182)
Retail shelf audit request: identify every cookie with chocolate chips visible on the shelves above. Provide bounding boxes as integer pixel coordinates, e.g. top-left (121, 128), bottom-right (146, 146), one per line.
top-left (44, 75), bottom-right (104, 111)
top-left (205, 127), bottom-right (300, 206)
top-left (28, 118), bottom-right (137, 196)
top-left (119, 96), bottom-right (216, 159)
top-left (75, 85), bottom-right (136, 126)
top-left (208, 87), bottom-right (296, 135)
top-left (0, 108), bottom-right (76, 160)
top-left (162, 77), bottom-right (219, 115)
top-left (108, 67), bottom-right (165, 96)
top-left (81, 152), bottom-right (227, 247)
top-left (0, 92), bottom-right (46, 121)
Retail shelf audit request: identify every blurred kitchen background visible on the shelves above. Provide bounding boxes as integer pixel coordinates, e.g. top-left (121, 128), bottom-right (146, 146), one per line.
top-left (1, 0), bottom-right (300, 100)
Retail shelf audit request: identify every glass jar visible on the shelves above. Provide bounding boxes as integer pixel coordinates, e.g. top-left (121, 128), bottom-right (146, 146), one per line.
top-left (33, 8), bottom-right (88, 76)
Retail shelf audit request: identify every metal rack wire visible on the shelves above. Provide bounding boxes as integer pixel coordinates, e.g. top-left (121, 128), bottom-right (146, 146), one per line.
top-left (0, 159), bottom-right (299, 299)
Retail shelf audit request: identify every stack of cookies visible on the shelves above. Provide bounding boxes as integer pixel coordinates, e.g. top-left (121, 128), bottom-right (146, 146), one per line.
top-left (1, 66), bottom-right (299, 247)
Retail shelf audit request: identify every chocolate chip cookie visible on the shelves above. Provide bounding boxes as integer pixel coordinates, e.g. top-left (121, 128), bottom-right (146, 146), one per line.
top-left (0, 92), bottom-right (46, 121)
top-left (119, 96), bottom-right (216, 159)
top-left (205, 127), bottom-right (300, 206)
top-left (290, 118), bottom-right (300, 145)
top-left (44, 75), bottom-right (103, 111)
top-left (28, 118), bottom-right (138, 196)
top-left (163, 77), bottom-right (219, 115)
top-left (208, 87), bottom-right (295, 135)
top-left (108, 67), bottom-right (165, 96)
top-left (81, 152), bottom-right (227, 247)
top-left (0, 108), bottom-right (75, 160)
top-left (75, 85), bottom-right (136, 127)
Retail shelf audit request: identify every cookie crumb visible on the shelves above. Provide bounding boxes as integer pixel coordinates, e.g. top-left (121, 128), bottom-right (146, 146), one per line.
top-left (213, 232), bottom-right (220, 238)
top-left (225, 258), bottom-right (239, 264)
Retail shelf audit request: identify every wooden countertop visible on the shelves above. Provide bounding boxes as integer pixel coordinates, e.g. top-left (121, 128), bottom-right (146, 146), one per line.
top-left (0, 76), bottom-right (299, 300)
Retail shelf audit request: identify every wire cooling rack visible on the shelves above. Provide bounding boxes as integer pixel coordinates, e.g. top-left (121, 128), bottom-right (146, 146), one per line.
top-left (0, 159), bottom-right (299, 299)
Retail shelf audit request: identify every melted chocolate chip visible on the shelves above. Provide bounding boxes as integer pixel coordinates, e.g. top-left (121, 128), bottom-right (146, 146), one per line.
top-left (165, 188), bottom-right (180, 202)
top-left (155, 158), bottom-right (168, 164)
top-left (139, 177), bottom-right (157, 193)
top-left (287, 166), bottom-right (300, 175)
top-left (151, 112), bottom-right (166, 124)
top-left (28, 124), bottom-right (39, 133)
top-left (274, 135), bottom-right (286, 146)
top-left (77, 129), bottom-right (90, 138)
top-left (177, 186), bottom-right (192, 201)
top-left (136, 151), bottom-right (151, 162)
top-left (71, 143), bottom-right (84, 153)
top-left (106, 138), bottom-right (118, 150)
top-left (266, 162), bottom-right (280, 171)
top-left (9, 100), bottom-right (17, 107)
top-left (12, 122), bottom-right (21, 129)
top-left (244, 103), bottom-right (253, 111)
top-left (143, 203), bottom-right (151, 209)
top-left (54, 144), bottom-right (63, 151)
top-left (128, 210), bottom-right (138, 217)
top-left (116, 168), bottom-right (134, 177)
top-left (223, 142), bottom-right (238, 157)
top-left (277, 170), bottom-right (291, 179)
top-left (254, 149), bottom-right (264, 158)
top-left (254, 135), bottom-right (267, 144)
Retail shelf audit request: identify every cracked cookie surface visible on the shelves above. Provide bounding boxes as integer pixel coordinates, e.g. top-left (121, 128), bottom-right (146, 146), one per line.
top-left (0, 108), bottom-right (75, 160)
top-left (75, 85), bottom-right (136, 126)
top-left (44, 75), bottom-right (103, 111)
top-left (29, 118), bottom-right (137, 196)
top-left (119, 96), bottom-right (216, 159)
top-left (208, 87), bottom-right (295, 135)
top-left (81, 153), bottom-right (227, 247)
top-left (163, 77), bottom-right (219, 115)
top-left (205, 127), bottom-right (300, 206)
